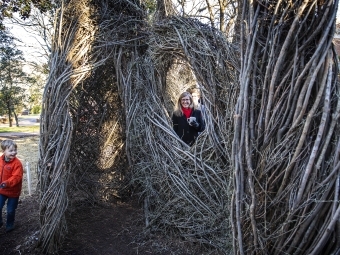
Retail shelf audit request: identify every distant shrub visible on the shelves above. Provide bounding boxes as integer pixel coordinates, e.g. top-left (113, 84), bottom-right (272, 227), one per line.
top-left (32, 105), bottom-right (42, 114)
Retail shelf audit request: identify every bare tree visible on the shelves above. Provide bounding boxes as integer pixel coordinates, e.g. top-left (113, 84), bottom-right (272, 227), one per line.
top-left (7, 7), bottom-right (53, 66)
top-left (174, 0), bottom-right (237, 34)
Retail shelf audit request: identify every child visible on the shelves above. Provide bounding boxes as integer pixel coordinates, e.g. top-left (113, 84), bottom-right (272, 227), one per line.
top-left (0, 139), bottom-right (23, 232)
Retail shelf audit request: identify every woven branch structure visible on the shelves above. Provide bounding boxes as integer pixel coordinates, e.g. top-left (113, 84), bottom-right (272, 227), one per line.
top-left (37, 0), bottom-right (339, 254)
top-left (234, 1), bottom-right (340, 254)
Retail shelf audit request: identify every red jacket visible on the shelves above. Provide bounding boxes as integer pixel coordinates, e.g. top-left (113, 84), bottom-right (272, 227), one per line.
top-left (0, 154), bottom-right (23, 197)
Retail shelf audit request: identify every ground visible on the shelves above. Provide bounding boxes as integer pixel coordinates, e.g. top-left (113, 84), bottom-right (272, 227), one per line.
top-left (1, 185), bottom-right (196, 255)
top-left (0, 192), bottom-right (192, 255)
top-left (0, 123), bottom-right (208, 255)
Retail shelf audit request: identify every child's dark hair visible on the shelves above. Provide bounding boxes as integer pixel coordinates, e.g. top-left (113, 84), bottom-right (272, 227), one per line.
top-left (1, 140), bottom-right (17, 151)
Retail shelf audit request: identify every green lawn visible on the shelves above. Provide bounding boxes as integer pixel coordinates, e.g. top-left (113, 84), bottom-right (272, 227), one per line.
top-left (0, 126), bottom-right (39, 133)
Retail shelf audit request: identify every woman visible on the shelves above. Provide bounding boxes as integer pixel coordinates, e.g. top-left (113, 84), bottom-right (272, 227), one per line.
top-left (172, 91), bottom-right (205, 146)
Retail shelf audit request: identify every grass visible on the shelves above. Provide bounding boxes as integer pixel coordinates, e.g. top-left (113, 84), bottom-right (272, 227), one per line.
top-left (0, 125), bottom-right (39, 133)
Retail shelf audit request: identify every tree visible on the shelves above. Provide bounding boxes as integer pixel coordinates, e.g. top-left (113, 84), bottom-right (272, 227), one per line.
top-left (4, 6), bottom-right (52, 112)
top-left (173, 0), bottom-right (237, 34)
top-left (7, 7), bottom-right (53, 66)
top-left (0, 29), bottom-right (28, 127)
top-left (2, 6), bottom-right (51, 119)
top-left (27, 67), bottom-right (45, 114)
top-left (0, 0), bottom-right (54, 29)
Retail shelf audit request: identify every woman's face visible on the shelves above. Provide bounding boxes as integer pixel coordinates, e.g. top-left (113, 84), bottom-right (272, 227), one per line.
top-left (180, 95), bottom-right (191, 109)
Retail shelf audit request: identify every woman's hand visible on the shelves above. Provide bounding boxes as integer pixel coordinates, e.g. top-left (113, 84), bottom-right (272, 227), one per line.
top-left (189, 120), bottom-right (200, 128)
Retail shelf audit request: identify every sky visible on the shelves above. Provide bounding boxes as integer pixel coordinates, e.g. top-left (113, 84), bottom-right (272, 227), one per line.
top-left (11, 26), bottom-right (41, 61)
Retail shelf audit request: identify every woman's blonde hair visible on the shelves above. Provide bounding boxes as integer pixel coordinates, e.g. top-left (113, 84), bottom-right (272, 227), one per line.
top-left (173, 91), bottom-right (194, 117)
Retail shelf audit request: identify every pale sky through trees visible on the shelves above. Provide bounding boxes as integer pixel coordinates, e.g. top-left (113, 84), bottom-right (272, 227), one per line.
top-left (10, 25), bottom-right (36, 60)
top-left (10, 24), bottom-right (46, 64)
top-left (4, 10), bottom-right (49, 66)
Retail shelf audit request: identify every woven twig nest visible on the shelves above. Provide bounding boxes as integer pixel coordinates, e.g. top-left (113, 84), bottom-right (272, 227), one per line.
top-left (38, 0), bottom-right (340, 254)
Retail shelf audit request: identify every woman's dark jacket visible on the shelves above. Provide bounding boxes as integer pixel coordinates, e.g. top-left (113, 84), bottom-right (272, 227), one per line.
top-left (172, 109), bottom-right (205, 146)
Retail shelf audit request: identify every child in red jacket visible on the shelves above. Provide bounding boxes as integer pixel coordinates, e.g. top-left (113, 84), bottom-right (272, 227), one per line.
top-left (0, 139), bottom-right (23, 232)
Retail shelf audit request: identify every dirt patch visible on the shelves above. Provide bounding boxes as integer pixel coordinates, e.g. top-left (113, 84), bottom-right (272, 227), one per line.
top-left (0, 136), bottom-right (211, 255)
top-left (0, 195), bottom-right (204, 255)
top-left (0, 194), bottom-right (40, 255)
top-left (0, 194), bottom-right (142, 255)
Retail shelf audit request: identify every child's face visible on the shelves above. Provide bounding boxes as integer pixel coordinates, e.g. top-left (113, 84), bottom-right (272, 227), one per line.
top-left (3, 146), bottom-right (17, 161)
top-left (192, 92), bottom-right (199, 105)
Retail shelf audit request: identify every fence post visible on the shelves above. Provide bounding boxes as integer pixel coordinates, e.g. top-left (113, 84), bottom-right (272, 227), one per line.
top-left (26, 161), bottom-right (31, 196)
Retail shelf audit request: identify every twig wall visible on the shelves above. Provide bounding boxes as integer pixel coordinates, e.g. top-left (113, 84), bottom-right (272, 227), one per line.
top-left (234, 1), bottom-right (340, 254)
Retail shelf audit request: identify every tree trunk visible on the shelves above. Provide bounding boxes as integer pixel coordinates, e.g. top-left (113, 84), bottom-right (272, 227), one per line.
top-left (13, 112), bottom-right (19, 127)
top-left (7, 107), bottom-right (12, 127)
